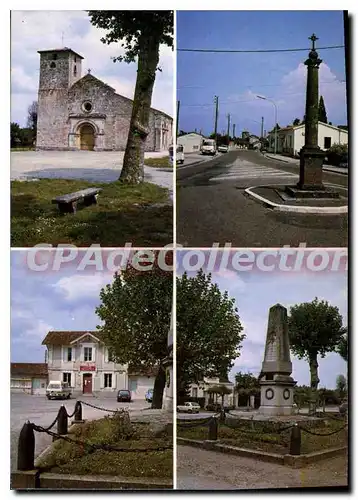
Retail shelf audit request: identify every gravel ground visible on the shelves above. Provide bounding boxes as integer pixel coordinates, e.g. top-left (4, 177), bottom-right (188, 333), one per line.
top-left (11, 151), bottom-right (173, 196)
top-left (177, 445), bottom-right (348, 490)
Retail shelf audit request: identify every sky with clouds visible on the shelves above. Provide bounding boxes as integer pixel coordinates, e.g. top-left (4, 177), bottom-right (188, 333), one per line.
top-left (11, 10), bottom-right (174, 127)
top-left (177, 250), bottom-right (348, 389)
top-left (177, 10), bottom-right (347, 137)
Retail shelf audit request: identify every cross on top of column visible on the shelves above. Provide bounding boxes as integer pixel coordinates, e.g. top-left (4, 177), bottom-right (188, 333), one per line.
top-left (309, 34), bottom-right (318, 50)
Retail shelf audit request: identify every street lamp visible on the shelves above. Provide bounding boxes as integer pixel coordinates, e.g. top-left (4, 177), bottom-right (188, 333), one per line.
top-left (257, 95), bottom-right (278, 155)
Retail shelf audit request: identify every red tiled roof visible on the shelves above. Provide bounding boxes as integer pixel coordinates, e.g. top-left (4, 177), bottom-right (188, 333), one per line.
top-left (42, 331), bottom-right (104, 345)
top-left (11, 363), bottom-right (48, 377)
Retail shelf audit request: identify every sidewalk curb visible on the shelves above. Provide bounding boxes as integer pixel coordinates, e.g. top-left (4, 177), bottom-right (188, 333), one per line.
top-left (245, 186), bottom-right (348, 214)
top-left (265, 154), bottom-right (349, 175)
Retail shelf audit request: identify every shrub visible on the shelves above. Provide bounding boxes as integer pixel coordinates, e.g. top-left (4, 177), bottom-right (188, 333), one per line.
top-left (326, 143), bottom-right (348, 166)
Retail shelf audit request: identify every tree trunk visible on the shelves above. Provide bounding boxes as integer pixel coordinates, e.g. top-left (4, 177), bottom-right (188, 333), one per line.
top-left (151, 364), bottom-right (166, 409)
top-left (120, 35), bottom-right (160, 184)
top-left (309, 355), bottom-right (320, 415)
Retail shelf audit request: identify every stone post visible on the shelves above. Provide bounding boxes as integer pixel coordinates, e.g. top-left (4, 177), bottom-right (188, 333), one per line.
top-left (17, 422), bottom-right (35, 471)
top-left (297, 34), bottom-right (325, 190)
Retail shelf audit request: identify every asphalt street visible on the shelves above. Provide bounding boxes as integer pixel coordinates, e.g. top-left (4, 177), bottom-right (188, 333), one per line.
top-left (177, 445), bottom-right (348, 490)
top-left (177, 150), bottom-right (348, 247)
top-left (10, 392), bottom-right (151, 471)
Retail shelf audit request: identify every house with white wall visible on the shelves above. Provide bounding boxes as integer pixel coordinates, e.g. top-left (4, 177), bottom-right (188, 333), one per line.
top-left (267, 122), bottom-right (348, 157)
top-left (11, 363), bottom-right (48, 395)
top-left (177, 133), bottom-right (204, 153)
top-left (190, 376), bottom-right (234, 407)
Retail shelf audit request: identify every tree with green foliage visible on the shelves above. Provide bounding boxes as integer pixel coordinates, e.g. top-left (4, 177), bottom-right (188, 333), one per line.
top-left (27, 101), bottom-right (38, 142)
top-left (177, 270), bottom-right (245, 399)
top-left (336, 374), bottom-right (347, 399)
top-left (11, 122), bottom-right (22, 148)
top-left (292, 118), bottom-right (301, 126)
top-left (96, 252), bottom-right (173, 409)
top-left (318, 95), bottom-right (328, 123)
top-left (288, 297), bottom-right (346, 414)
top-left (235, 371), bottom-right (260, 406)
top-left (88, 11), bottom-right (173, 184)
top-left (207, 384), bottom-right (232, 407)
top-left (337, 333), bottom-right (348, 361)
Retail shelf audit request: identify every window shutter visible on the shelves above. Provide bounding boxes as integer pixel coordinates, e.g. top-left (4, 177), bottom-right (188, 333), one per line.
top-left (112, 373), bottom-right (116, 389)
top-left (104, 348), bottom-right (108, 364)
top-left (100, 373), bottom-right (105, 389)
top-left (80, 346), bottom-right (84, 362)
top-left (92, 347), bottom-right (96, 362)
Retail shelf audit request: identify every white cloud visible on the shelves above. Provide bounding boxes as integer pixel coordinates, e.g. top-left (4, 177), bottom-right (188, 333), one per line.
top-left (52, 273), bottom-right (114, 302)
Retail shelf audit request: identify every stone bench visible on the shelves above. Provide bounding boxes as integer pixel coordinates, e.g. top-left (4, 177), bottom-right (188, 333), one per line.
top-left (52, 187), bottom-right (102, 214)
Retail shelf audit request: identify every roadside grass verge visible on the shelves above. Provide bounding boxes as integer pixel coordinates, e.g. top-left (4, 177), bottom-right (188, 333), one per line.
top-left (11, 179), bottom-right (172, 247)
top-left (177, 419), bottom-right (347, 455)
top-left (144, 156), bottom-right (171, 168)
top-left (36, 415), bottom-right (173, 478)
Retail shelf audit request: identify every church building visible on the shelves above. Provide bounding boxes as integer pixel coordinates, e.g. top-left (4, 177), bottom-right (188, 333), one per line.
top-left (36, 48), bottom-right (172, 152)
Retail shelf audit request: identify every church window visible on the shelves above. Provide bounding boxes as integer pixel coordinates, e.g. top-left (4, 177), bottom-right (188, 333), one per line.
top-left (83, 101), bottom-right (93, 113)
top-left (74, 65), bottom-right (77, 76)
top-left (50, 62), bottom-right (56, 69)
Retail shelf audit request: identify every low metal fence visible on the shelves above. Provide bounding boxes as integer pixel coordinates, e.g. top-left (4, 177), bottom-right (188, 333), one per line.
top-left (177, 411), bottom-right (347, 456)
top-left (17, 400), bottom-right (172, 472)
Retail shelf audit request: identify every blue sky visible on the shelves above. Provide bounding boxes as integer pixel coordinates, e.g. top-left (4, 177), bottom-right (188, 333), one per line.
top-left (11, 11), bottom-right (173, 126)
top-left (177, 250), bottom-right (348, 389)
top-left (11, 251), bottom-right (115, 362)
top-left (177, 10), bottom-right (347, 137)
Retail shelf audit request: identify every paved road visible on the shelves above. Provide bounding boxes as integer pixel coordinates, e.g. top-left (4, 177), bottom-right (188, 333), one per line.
top-left (177, 445), bottom-right (348, 490)
top-left (10, 392), bottom-right (151, 471)
top-left (177, 150), bottom-right (348, 247)
top-left (177, 152), bottom-right (221, 169)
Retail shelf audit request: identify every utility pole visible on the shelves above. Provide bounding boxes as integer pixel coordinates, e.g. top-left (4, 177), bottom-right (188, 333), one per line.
top-left (214, 95), bottom-right (219, 142)
top-left (261, 117), bottom-right (264, 139)
top-left (227, 113), bottom-right (231, 139)
top-left (176, 100), bottom-right (180, 138)
top-left (233, 123), bottom-right (236, 139)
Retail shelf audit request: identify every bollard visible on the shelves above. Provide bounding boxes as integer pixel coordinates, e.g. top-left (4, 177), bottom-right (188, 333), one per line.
top-left (17, 421), bottom-right (35, 471)
top-left (57, 405), bottom-right (68, 435)
top-left (208, 417), bottom-right (218, 441)
top-left (289, 424), bottom-right (301, 455)
top-left (73, 401), bottom-right (83, 422)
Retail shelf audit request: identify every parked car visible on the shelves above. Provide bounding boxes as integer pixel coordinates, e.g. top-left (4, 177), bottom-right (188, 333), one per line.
top-left (46, 381), bottom-right (71, 400)
top-left (177, 401), bottom-right (201, 414)
top-left (145, 389), bottom-right (153, 403)
top-left (117, 389), bottom-right (132, 403)
top-left (218, 144), bottom-right (229, 153)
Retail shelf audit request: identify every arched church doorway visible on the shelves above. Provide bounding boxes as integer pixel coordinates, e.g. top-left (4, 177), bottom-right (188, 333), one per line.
top-left (80, 124), bottom-right (95, 151)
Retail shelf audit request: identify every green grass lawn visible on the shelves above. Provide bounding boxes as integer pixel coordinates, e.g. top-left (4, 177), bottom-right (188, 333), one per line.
top-left (11, 179), bottom-right (172, 247)
top-left (144, 156), bottom-right (172, 168)
top-left (177, 418), bottom-right (347, 455)
top-left (36, 415), bottom-right (173, 478)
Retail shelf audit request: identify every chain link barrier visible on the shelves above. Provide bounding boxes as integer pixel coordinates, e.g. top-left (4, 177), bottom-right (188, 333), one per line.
top-left (299, 424), bottom-right (347, 437)
top-left (31, 423), bottom-right (172, 453)
top-left (41, 413), bottom-right (60, 432)
top-left (176, 412), bottom-right (221, 429)
top-left (78, 400), bottom-right (127, 413)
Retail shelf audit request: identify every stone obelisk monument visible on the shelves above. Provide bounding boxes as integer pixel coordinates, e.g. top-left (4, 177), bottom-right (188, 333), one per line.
top-left (162, 303), bottom-right (173, 411)
top-left (259, 304), bottom-right (296, 416)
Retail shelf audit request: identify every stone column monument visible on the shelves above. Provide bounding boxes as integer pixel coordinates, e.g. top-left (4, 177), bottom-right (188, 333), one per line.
top-left (286, 34), bottom-right (338, 199)
top-left (259, 304), bottom-right (296, 416)
top-left (162, 304), bottom-right (173, 411)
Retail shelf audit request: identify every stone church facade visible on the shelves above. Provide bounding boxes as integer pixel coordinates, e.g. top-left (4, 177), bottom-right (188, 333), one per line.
top-left (36, 48), bottom-right (172, 152)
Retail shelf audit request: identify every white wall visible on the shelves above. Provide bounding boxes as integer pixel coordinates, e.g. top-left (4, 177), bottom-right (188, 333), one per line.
top-left (293, 124), bottom-right (348, 156)
top-left (129, 375), bottom-right (155, 399)
top-left (177, 134), bottom-right (203, 153)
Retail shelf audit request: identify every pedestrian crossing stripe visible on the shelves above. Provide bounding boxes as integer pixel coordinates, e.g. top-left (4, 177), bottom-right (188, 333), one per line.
top-left (210, 166), bottom-right (297, 181)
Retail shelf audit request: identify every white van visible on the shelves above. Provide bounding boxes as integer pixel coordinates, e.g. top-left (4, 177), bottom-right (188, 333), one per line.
top-left (169, 144), bottom-right (185, 165)
top-left (201, 139), bottom-right (216, 156)
top-left (46, 381), bottom-right (72, 400)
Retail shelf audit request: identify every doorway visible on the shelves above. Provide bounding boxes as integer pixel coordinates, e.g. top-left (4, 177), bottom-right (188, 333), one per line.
top-left (82, 373), bottom-right (93, 394)
top-left (80, 124), bottom-right (95, 151)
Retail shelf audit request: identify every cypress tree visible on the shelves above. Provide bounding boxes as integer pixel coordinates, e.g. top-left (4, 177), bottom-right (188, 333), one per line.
top-left (318, 96), bottom-right (328, 123)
